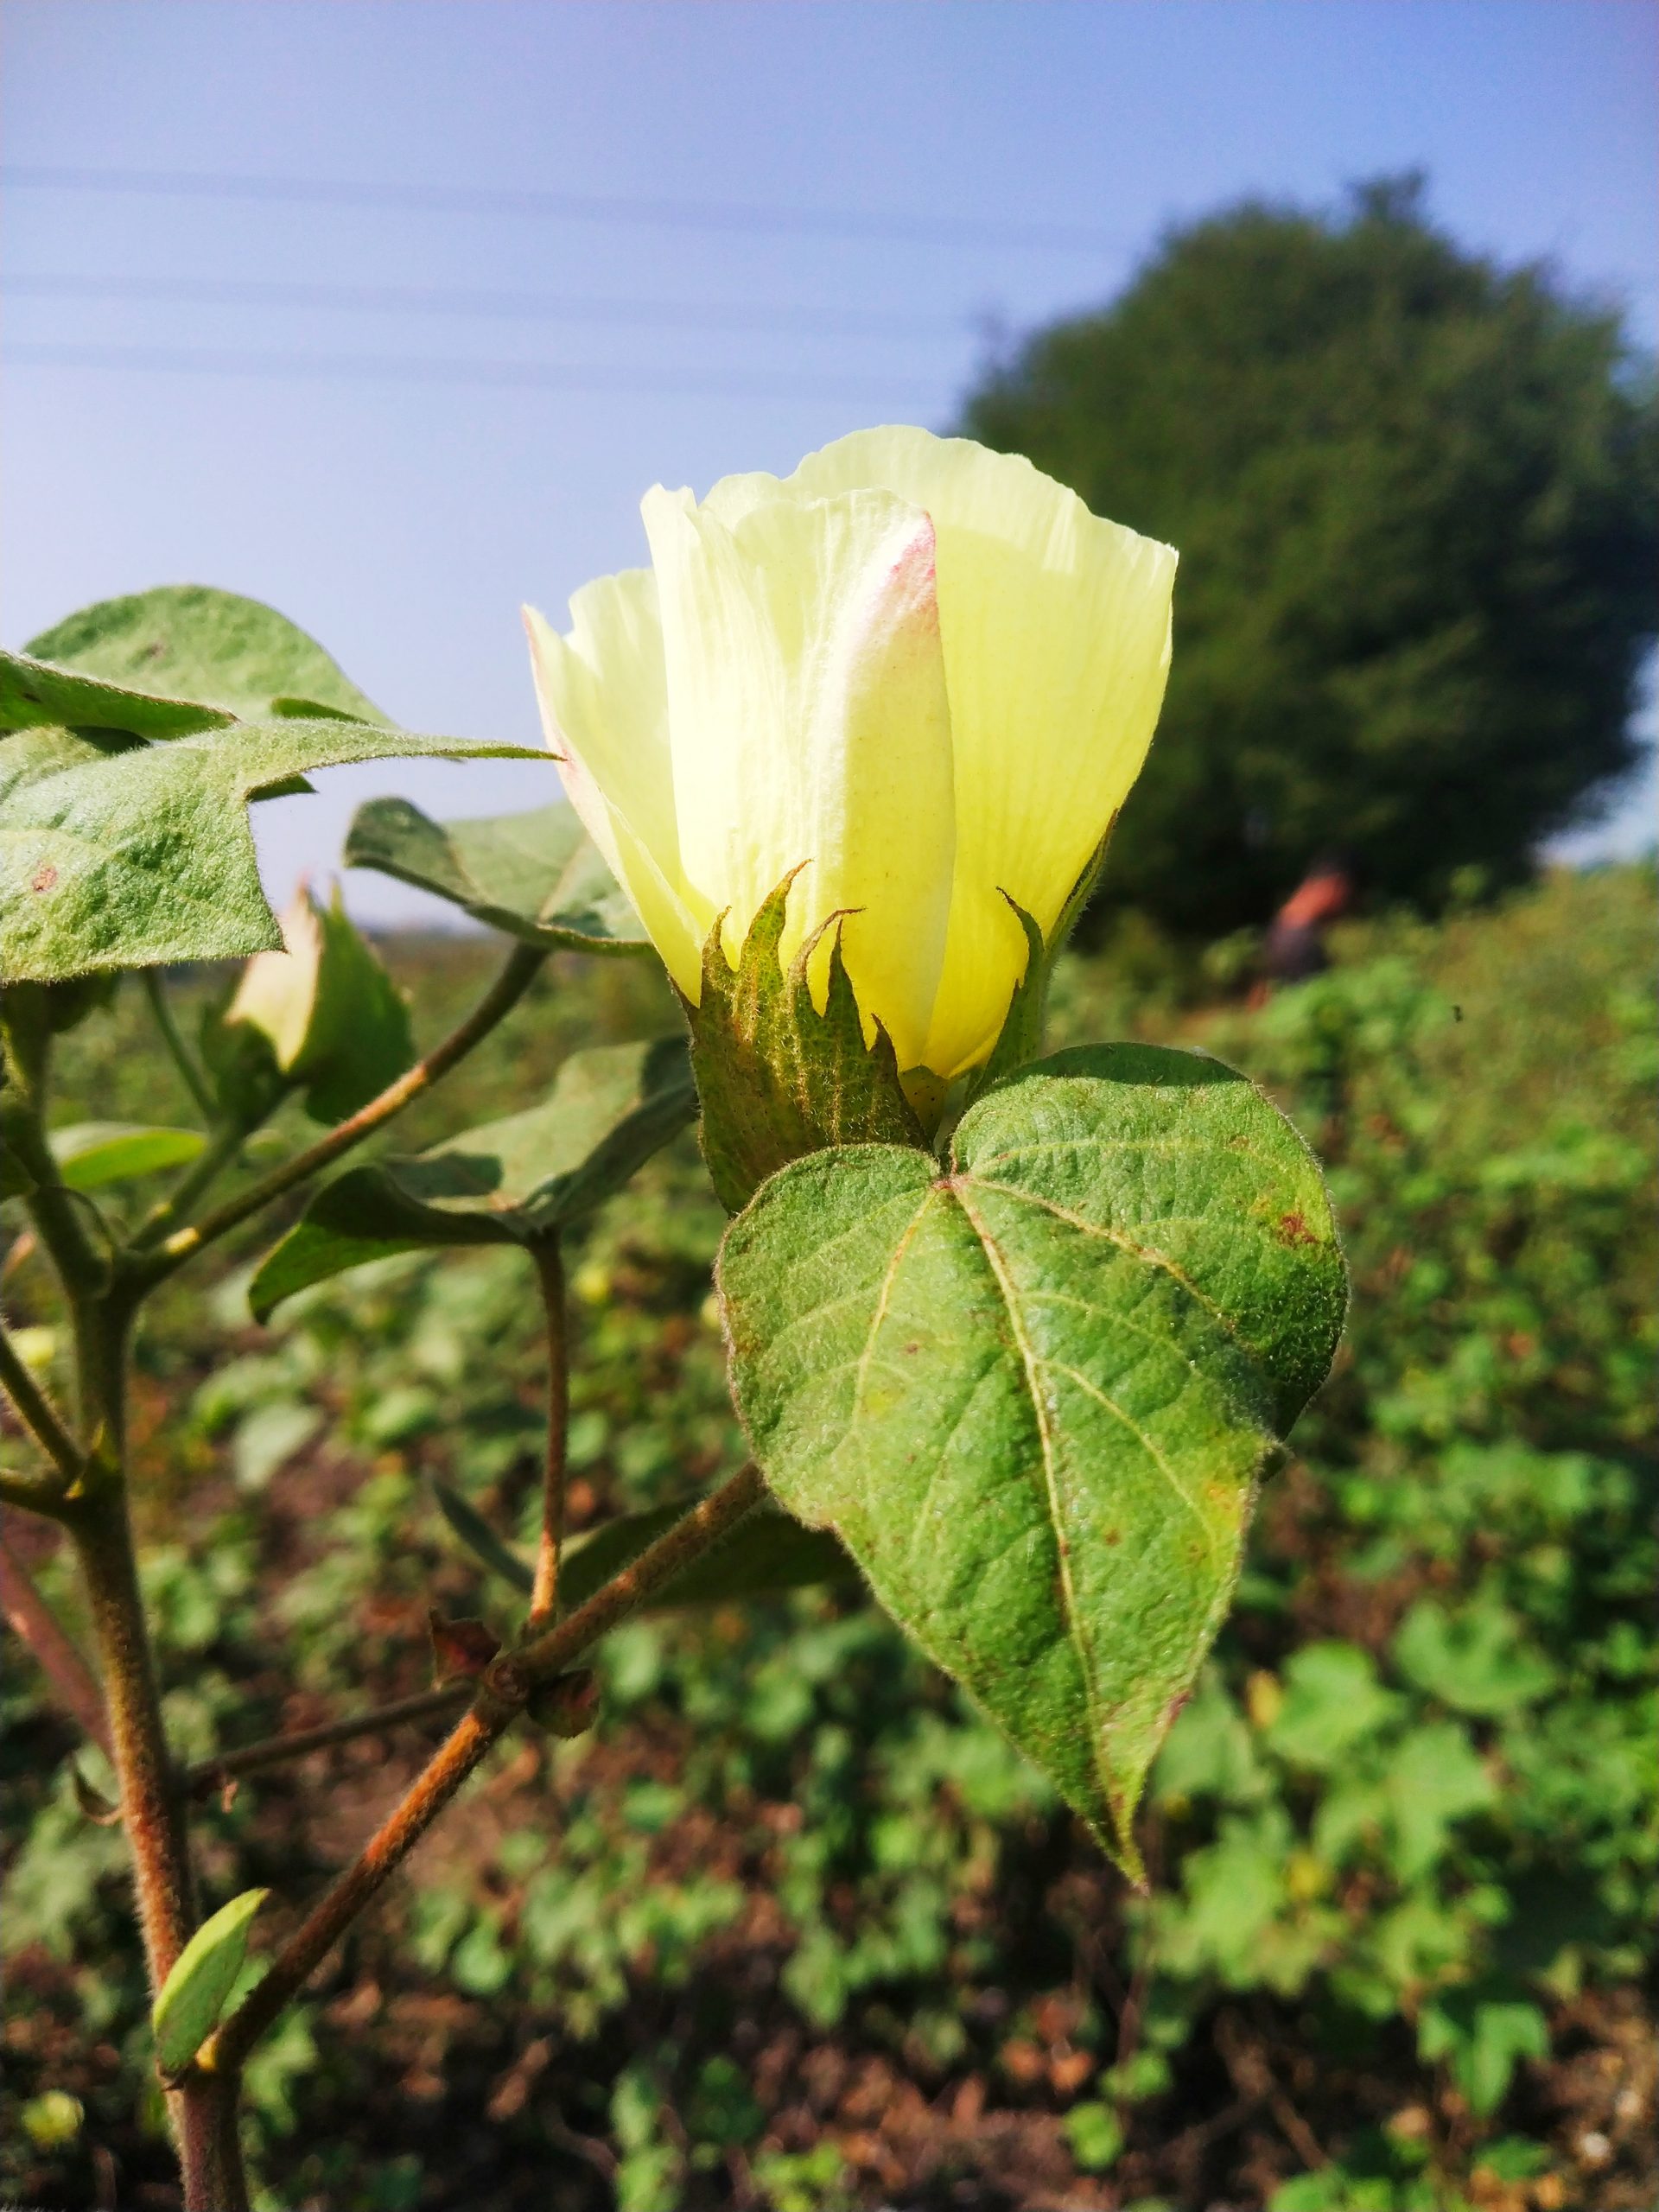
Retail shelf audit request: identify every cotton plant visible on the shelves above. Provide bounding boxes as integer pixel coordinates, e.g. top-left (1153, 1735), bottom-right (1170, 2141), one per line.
top-left (0, 428), bottom-right (1344, 2209)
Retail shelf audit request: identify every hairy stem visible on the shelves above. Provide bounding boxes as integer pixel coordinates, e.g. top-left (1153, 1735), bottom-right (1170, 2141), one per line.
top-left (528, 1241), bottom-right (569, 1629)
top-left (0, 1514), bottom-right (111, 1756)
top-left (64, 1294), bottom-right (245, 2211)
top-left (143, 968), bottom-right (217, 1122)
top-left (208, 1464), bottom-right (766, 2078)
top-left (138, 942), bottom-right (546, 1282)
top-left (209, 1694), bottom-right (521, 2075)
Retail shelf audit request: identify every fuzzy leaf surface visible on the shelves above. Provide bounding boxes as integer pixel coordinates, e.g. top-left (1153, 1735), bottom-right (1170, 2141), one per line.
top-left (1, 717), bottom-right (539, 983)
top-left (344, 796), bottom-right (648, 954)
top-left (23, 585), bottom-right (387, 726)
top-left (718, 1043), bottom-right (1346, 1873)
top-left (248, 1038), bottom-right (696, 1318)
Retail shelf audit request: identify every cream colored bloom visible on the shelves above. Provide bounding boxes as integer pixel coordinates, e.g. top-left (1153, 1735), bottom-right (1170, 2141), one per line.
top-left (524, 427), bottom-right (1176, 1081)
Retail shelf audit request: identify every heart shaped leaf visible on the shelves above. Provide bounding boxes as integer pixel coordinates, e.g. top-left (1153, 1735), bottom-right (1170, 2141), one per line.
top-left (717, 1043), bottom-right (1346, 1877)
top-left (248, 1037), bottom-right (697, 1319)
top-left (344, 796), bottom-right (648, 954)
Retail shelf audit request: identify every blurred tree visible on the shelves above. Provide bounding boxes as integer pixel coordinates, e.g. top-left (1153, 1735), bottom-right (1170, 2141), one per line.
top-left (961, 176), bottom-right (1658, 932)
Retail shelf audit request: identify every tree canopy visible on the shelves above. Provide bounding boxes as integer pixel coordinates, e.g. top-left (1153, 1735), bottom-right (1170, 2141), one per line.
top-left (961, 177), bottom-right (1657, 932)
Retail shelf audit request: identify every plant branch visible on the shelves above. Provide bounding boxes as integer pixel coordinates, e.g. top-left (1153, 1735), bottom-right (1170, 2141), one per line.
top-left (0, 1515), bottom-right (111, 1757)
top-left (143, 969), bottom-right (217, 1122)
top-left (207, 1462), bottom-right (766, 2075)
top-left (208, 1693), bottom-right (521, 2075)
top-left (138, 942), bottom-right (547, 1282)
top-left (134, 1119), bottom-right (258, 1250)
top-left (0, 1313), bottom-right (82, 1509)
top-left (517, 1462), bottom-right (765, 1682)
top-left (184, 1682), bottom-right (469, 1799)
top-left (528, 1240), bottom-right (569, 1629)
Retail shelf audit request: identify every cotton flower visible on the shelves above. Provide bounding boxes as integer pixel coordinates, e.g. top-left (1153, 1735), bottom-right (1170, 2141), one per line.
top-left (524, 426), bottom-right (1175, 1084)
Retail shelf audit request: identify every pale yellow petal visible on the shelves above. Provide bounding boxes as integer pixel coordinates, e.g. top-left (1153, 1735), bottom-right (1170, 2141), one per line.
top-left (522, 580), bottom-right (706, 998)
top-left (787, 427), bottom-right (1176, 1076)
top-left (642, 480), bottom-right (956, 1069)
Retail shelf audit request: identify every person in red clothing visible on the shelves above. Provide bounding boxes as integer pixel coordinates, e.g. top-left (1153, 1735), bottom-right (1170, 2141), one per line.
top-left (1262, 855), bottom-right (1354, 985)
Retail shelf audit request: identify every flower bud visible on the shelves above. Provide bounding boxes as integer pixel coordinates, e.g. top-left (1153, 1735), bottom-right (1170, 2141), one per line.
top-left (525, 426), bottom-right (1175, 1205)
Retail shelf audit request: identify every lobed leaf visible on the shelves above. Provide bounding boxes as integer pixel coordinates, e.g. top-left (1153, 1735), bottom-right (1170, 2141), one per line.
top-left (717, 1043), bottom-right (1346, 1875)
top-left (1, 716), bottom-right (543, 984)
top-left (344, 795), bottom-right (649, 955)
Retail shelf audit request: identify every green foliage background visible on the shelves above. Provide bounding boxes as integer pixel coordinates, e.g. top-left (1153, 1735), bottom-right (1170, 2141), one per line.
top-left (961, 180), bottom-right (1659, 933)
top-left (3, 864), bottom-right (1654, 2211)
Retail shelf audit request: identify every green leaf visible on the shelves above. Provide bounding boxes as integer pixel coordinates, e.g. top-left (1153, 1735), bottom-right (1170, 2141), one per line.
top-left (48, 1122), bottom-right (207, 1191)
top-left (344, 796), bottom-right (649, 955)
top-left (688, 871), bottom-right (925, 1215)
top-left (248, 1038), bottom-right (697, 1319)
top-left (1262, 1643), bottom-right (1403, 1771)
top-left (1418, 1988), bottom-right (1549, 2117)
top-left (1, 715), bottom-right (542, 984)
top-left (0, 655), bottom-right (230, 742)
top-left (23, 584), bottom-right (387, 726)
top-left (216, 887), bottom-right (414, 1124)
top-left (431, 1480), bottom-right (534, 1593)
top-left (1392, 1599), bottom-right (1558, 1716)
top-left (717, 1043), bottom-right (1346, 1874)
top-left (151, 1886), bottom-right (269, 2075)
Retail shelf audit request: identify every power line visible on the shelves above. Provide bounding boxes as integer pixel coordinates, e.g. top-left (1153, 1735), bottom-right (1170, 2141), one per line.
top-left (3, 271), bottom-right (976, 342)
top-left (0, 163), bottom-right (1130, 254)
top-left (3, 340), bottom-right (954, 404)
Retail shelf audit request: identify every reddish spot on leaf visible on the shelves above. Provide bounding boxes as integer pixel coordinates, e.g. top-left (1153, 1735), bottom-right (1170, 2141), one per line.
top-left (1275, 1210), bottom-right (1318, 1248)
top-left (30, 864), bottom-right (59, 893)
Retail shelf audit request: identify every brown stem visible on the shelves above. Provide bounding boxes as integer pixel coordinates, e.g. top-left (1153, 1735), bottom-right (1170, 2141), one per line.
top-left (208, 1464), bottom-right (766, 2079)
top-left (65, 1297), bottom-right (245, 2212)
top-left (0, 1514), bottom-right (112, 1756)
top-left (139, 942), bottom-right (547, 1281)
top-left (210, 1691), bottom-right (523, 2075)
top-left (184, 1682), bottom-right (468, 1799)
top-left (527, 1240), bottom-right (569, 1629)
top-left (516, 1462), bottom-right (765, 1681)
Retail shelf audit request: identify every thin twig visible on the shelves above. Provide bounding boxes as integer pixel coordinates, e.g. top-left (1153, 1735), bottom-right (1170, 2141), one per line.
top-left (0, 1516), bottom-right (112, 1757)
top-left (208, 1697), bottom-right (518, 2074)
top-left (0, 1313), bottom-right (82, 1500)
top-left (183, 1683), bottom-right (468, 1798)
top-left (134, 1121), bottom-right (252, 1249)
top-left (208, 1463), bottom-right (766, 2074)
top-left (527, 1240), bottom-right (569, 1629)
top-left (142, 969), bottom-right (217, 1122)
top-left (138, 942), bottom-right (547, 1281)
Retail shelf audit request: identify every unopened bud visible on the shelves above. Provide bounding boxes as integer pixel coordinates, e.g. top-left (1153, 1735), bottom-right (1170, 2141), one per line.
top-left (525, 1669), bottom-right (600, 1738)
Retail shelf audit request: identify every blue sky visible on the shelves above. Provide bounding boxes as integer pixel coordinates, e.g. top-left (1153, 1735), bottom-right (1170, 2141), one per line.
top-left (4, 0), bottom-right (1655, 921)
